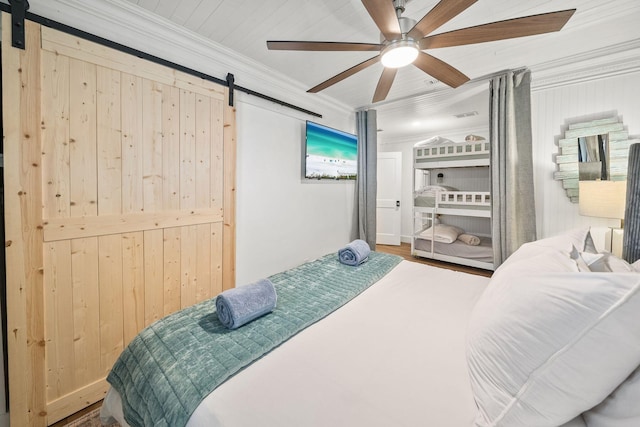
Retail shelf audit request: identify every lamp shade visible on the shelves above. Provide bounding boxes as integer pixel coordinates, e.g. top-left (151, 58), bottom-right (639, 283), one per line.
top-left (579, 180), bottom-right (627, 219)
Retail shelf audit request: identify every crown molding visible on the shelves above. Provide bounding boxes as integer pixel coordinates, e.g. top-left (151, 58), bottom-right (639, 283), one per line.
top-left (26, 0), bottom-right (353, 118)
top-left (369, 38), bottom-right (640, 115)
top-left (530, 39), bottom-right (640, 90)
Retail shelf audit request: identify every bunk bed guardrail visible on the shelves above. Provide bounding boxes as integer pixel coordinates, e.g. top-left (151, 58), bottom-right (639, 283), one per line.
top-left (415, 141), bottom-right (490, 162)
top-left (437, 191), bottom-right (491, 207)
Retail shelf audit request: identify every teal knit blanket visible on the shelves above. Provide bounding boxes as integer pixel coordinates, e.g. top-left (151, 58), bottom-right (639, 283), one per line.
top-left (107, 251), bottom-right (402, 427)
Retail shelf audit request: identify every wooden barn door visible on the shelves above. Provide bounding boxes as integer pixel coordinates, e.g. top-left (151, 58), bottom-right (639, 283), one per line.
top-left (2, 13), bottom-right (236, 426)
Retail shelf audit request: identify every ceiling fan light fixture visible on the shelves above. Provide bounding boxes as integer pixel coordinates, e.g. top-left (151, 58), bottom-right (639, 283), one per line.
top-left (381, 40), bottom-right (419, 68)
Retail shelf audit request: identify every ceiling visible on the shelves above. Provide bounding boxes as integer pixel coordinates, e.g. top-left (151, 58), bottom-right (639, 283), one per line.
top-left (63, 0), bottom-right (640, 142)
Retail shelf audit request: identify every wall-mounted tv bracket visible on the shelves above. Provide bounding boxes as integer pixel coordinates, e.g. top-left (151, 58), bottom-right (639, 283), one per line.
top-left (9, 0), bottom-right (29, 49)
top-left (226, 73), bottom-right (235, 107)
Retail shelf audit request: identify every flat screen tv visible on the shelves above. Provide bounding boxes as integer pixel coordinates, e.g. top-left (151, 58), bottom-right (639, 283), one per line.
top-left (304, 121), bottom-right (357, 180)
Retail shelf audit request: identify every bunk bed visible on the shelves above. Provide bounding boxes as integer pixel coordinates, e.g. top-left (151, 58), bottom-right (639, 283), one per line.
top-left (412, 139), bottom-right (494, 270)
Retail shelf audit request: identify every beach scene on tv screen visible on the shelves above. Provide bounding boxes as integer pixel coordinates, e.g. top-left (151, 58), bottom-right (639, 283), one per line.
top-left (306, 122), bottom-right (357, 180)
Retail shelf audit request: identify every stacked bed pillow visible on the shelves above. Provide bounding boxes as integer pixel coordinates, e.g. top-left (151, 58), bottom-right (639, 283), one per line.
top-left (466, 228), bottom-right (640, 427)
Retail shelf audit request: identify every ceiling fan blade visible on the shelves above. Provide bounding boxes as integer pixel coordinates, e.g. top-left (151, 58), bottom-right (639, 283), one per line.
top-left (413, 52), bottom-right (469, 88)
top-left (308, 56), bottom-right (381, 93)
top-left (408, 0), bottom-right (477, 39)
top-left (372, 68), bottom-right (398, 103)
top-left (267, 41), bottom-right (381, 51)
top-left (361, 0), bottom-right (401, 40)
top-left (419, 9), bottom-right (576, 49)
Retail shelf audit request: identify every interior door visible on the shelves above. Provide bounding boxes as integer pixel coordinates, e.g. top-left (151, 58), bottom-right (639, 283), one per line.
top-left (377, 152), bottom-right (402, 245)
top-left (2, 14), bottom-right (236, 426)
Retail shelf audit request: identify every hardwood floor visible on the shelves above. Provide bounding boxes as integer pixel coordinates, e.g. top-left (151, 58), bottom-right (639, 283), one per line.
top-left (376, 242), bottom-right (493, 278)
top-left (50, 401), bottom-right (104, 427)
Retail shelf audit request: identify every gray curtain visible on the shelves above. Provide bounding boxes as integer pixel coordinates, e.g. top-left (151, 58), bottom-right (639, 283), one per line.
top-left (623, 143), bottom-right (640, 263)
top-left (490, 69), bottom-right (537, 266)
top-left (352, 109), bottom-right (377, 249)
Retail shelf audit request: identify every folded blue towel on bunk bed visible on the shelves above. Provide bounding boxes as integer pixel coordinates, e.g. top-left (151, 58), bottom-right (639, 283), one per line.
top-left (338, 239), bottom-right (371, 266)
top-left (216, 279), bottom-right (277, 329)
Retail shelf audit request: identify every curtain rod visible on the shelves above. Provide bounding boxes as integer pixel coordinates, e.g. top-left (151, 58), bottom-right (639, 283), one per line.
top-left (0, 1), bottom-right (322, 118)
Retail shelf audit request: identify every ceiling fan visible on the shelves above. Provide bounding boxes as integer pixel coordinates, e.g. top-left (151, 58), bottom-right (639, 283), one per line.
top-left (266, 0), bottom-right (575, 103)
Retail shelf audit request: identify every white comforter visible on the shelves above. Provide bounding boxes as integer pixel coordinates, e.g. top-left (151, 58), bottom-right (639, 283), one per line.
top-left (102, 260), bottom-right (586, 427)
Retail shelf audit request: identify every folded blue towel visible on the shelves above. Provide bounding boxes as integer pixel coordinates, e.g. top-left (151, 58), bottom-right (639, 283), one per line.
top-left (216, 279), bottom-right (277, 329)
top-left (338, 239), bottom-right (371, 266)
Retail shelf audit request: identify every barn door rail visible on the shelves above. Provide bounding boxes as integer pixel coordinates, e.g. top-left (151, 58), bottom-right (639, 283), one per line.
top-left (0, 1), bottom-right (322, 117)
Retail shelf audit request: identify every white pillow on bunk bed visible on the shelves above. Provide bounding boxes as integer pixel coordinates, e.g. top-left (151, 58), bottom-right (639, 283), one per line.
top-left (467, 236), bottom-right (640, 427)
top-left (413, 135), bottom-right (454, 147)
top-left (414, 185), bottom-right (458, 200)
top-left (416, 185), bottom-right (458, 193)
top-left (418, 224), bottom-right (463, 244)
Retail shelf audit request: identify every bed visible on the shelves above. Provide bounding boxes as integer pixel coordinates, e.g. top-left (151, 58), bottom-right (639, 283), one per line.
top-left (414, 235), bottom-right (493, 263)
top-left (414, 187), bottom-right (491, 211)
top-left (101, 229), bottom-right (640, 427)
top-left (412, 216), bottom-right (494, 269)
top-left (412, 139), bottom-right (493, 270)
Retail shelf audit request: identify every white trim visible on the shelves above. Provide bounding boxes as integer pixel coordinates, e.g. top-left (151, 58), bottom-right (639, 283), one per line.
top-left (366, 78), bottom-right (489, 112)
top-left (370, 39), bottom-right (640, 116)
top-left (531, 39), bottom-right (640, 90)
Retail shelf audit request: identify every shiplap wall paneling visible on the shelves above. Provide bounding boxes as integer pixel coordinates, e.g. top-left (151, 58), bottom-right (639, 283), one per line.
top-left (2, 12), bottom-right (236, 426)
top-left (531, 71), bottom-right (640, 239)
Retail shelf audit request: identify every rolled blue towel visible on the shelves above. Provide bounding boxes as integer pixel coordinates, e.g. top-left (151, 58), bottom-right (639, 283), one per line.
top-left (338, 239), bottom-right (371, 266)
top-left (216, 279), bottom-right (277, 329)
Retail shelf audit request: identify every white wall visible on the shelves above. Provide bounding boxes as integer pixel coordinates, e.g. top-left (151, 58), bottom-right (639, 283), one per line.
top-left (531, 70), bottom-right (640, 239)
top-left (235, 97), bottom-right (356, 285)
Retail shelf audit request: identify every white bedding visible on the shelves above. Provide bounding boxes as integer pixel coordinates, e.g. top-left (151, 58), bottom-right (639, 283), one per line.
top-left (101, 260), bottom-right (586, 427)
top-left (415, 236), bottom-right (494, 263)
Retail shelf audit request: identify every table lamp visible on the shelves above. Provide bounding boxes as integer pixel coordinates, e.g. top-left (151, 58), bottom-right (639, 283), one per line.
top-left (579, 180), bottom-right (626, 256)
